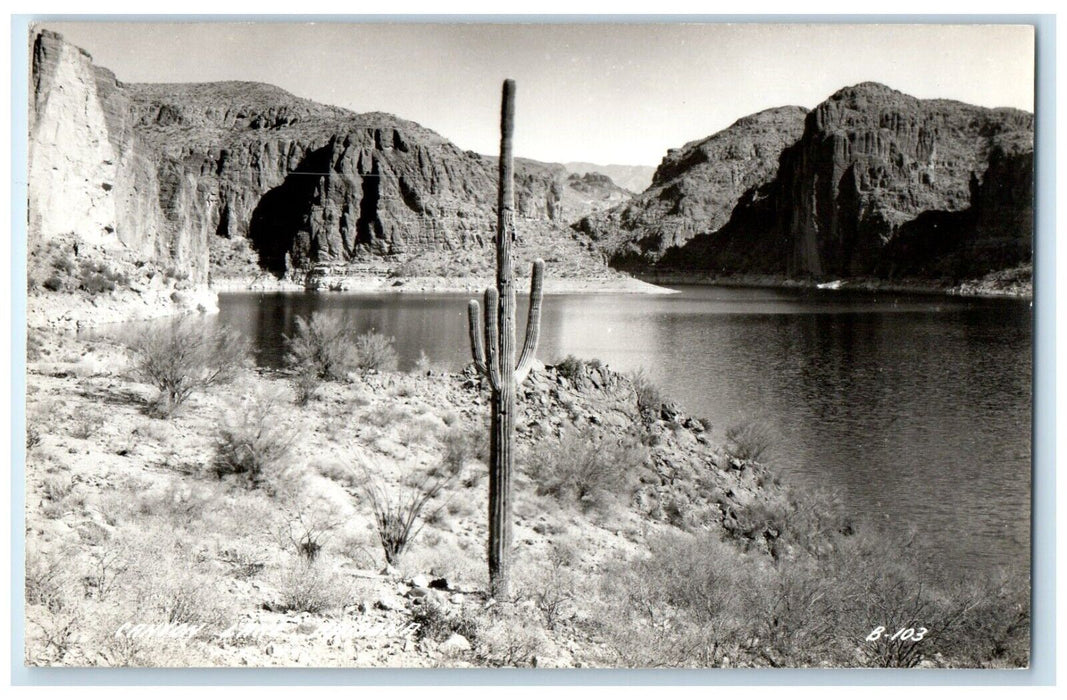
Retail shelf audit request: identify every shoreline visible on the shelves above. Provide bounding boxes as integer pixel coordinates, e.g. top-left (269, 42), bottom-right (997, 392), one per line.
top-left (210, 274), bottom-right (678, 296)
top-left (633, 270), bottom-right (1033, 300)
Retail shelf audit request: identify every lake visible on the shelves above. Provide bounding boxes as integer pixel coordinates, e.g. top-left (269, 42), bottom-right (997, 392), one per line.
top-left (217, 285), bottom-right (1032, 576)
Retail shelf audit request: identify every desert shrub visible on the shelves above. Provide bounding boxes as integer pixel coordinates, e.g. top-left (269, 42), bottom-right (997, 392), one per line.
top-left (525, 426), bottom-right (648, 509)
top-left (67, 410), bottom-right (106, 440)
top-left (284, 313), bottom-right (358, 381)
top-left (27, 329), bottom-right (48, 361)
top-left (26, 425), bottom-right (42, 450)
top-left (24, 547), bottom-right (82, 665)
top-left (135, 481), bottom-right (217, 530)
top-left (277, 498), bottom-right (345, 561)
top-left (315, 461), bottom-right (360, 489)
top-left (725, 419), bottom-right (775, 462)
top-left (397, 414), bottom-right (441, 446)
top-left (413, 350), bottom-right (433, 375)
top-left (292, 368), bottom-right (321, 406)
top-left (25, 546), bottom-right (75, 613)
top-left (629, 368), bottom-right (665, 415)
top-left (555, 354), bottom-right (585, 380)
top-left (410, 599), bottom-right (480, 644)
top-left (275, 559), bottom-right (352, 614)
top-left (42, 475), bottom-right (74, 503)
top-left (440, 427), bottom-right (479, 476)
top-left (595, 522), bottom-right (1030, 669)
top-left (77, 259), bottom-right (128, 293)
top-left (597, 536), bottom-right (721, 666)
top-left (111, 532), bottom-right (231, 631)
top-left (514, 544), bottom-right (578, 630)
top-left (213, 389), bottom-right (297, 486)
top-left (354, 331), bottom-right (398, 372)
top-left (126, 319), bottom-right (249, 416)
top-left (722, 483), bottom-right (852, 557)
top-left (927, 571), bottom-right (1030, 668)
top-left (360, 403), bottom-right (411, 429)
top-left (357, 465), bottom-right (453, 565)
top-left (79, 272), bottom-right (116, 294)
top-left (473, 604), bottom-right (547, 667)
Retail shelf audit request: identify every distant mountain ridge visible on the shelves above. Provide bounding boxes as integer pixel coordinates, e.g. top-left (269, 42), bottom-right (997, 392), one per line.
top-left (563, 162), bottom-right (656, 193)
top-left (578, 82), bottom-right (1034, 284)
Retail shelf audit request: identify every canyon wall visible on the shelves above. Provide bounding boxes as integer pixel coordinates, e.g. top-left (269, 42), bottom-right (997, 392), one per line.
top-left (585, 83), bottom-right (1034, 282)
top-left (29, 30), bottom-right (613, 286)
top-left (29, 30), bottom-right (205, 280)
top-left (575, 106), bottom-right (809, 267)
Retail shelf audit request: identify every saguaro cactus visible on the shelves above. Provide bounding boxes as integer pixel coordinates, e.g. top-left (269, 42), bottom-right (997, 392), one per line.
top-left (467, 79), bottom-right (545, 599)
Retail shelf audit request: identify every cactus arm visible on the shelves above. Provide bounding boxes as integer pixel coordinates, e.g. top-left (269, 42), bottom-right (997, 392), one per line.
top-left (483, 287), bottom-right (501, 390)
top-left (515, 259), bottom-right (545, 385)
top-left (467, 299), bottom-right (487, 377)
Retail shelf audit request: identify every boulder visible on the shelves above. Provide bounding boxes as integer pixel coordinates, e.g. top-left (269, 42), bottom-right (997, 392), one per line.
top-left (439, 633), bottom-right (471, 653)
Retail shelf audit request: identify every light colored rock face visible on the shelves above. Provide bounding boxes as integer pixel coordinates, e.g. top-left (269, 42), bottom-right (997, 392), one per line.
top-left (29, 38), bottom-right (123, 252)
top-left (29, 30), bottom-right (208, 283)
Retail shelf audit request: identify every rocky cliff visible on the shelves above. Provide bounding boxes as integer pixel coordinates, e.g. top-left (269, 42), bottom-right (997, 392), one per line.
top-left (575, 106), bottom-right (809, 267)
top-left (622, 83), bottom-right (1034, 282)
top-left (29, 30), bottom-right (207, 281)
top-left (28, 30), bottom-right (617, 287)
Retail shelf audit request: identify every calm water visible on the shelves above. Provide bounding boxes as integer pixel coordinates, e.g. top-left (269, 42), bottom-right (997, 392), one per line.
top-left (217, 286), bottom-right (1032, 575)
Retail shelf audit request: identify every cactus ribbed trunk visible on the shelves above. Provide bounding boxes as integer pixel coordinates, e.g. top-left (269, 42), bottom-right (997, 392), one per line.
top-left (490, 79), bottom-right (518, 598)
top-left (467, 79), bottom-right (545, 600)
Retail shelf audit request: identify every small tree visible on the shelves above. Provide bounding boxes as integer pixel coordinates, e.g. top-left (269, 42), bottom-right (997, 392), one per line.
top-left (214, 389), bottom-right (298, 487)
top-left (127, 319), bottom-right (249, 417)
top-left (284, 313), bottom-right (358, 381)
top-left (353, 331), bottom-right (398, 372)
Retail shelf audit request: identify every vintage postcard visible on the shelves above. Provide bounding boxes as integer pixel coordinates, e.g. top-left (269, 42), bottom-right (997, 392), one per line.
top-left (22, 20), bottom-right (1034, 671)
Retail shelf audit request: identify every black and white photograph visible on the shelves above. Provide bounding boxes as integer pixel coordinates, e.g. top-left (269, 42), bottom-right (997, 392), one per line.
top-left (19, 18), bottom-right (1038, 671)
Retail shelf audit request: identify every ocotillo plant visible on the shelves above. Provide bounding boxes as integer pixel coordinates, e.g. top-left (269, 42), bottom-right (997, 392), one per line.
top-left (467, 79), bottom-right (545, 599)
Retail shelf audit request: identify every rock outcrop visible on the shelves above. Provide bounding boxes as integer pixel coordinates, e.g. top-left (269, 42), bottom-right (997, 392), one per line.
top-left (28, 30), bottom-right (617, 286)
top-left (627, 83), bottom-right (1033, 282)
top-left (575, 106), bottom-right (809, 267)
top-left (563, 162), bottom-right (657, 193)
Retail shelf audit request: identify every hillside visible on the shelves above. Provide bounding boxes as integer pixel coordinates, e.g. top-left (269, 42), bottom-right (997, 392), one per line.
top-left (24, 327), bottom-right (1027, 667)
top-left (575, 106), bottom-right (809, 267)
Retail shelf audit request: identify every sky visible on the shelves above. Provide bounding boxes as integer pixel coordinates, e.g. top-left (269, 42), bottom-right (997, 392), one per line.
top-left (38, 21), bottom-right (1035, 166)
